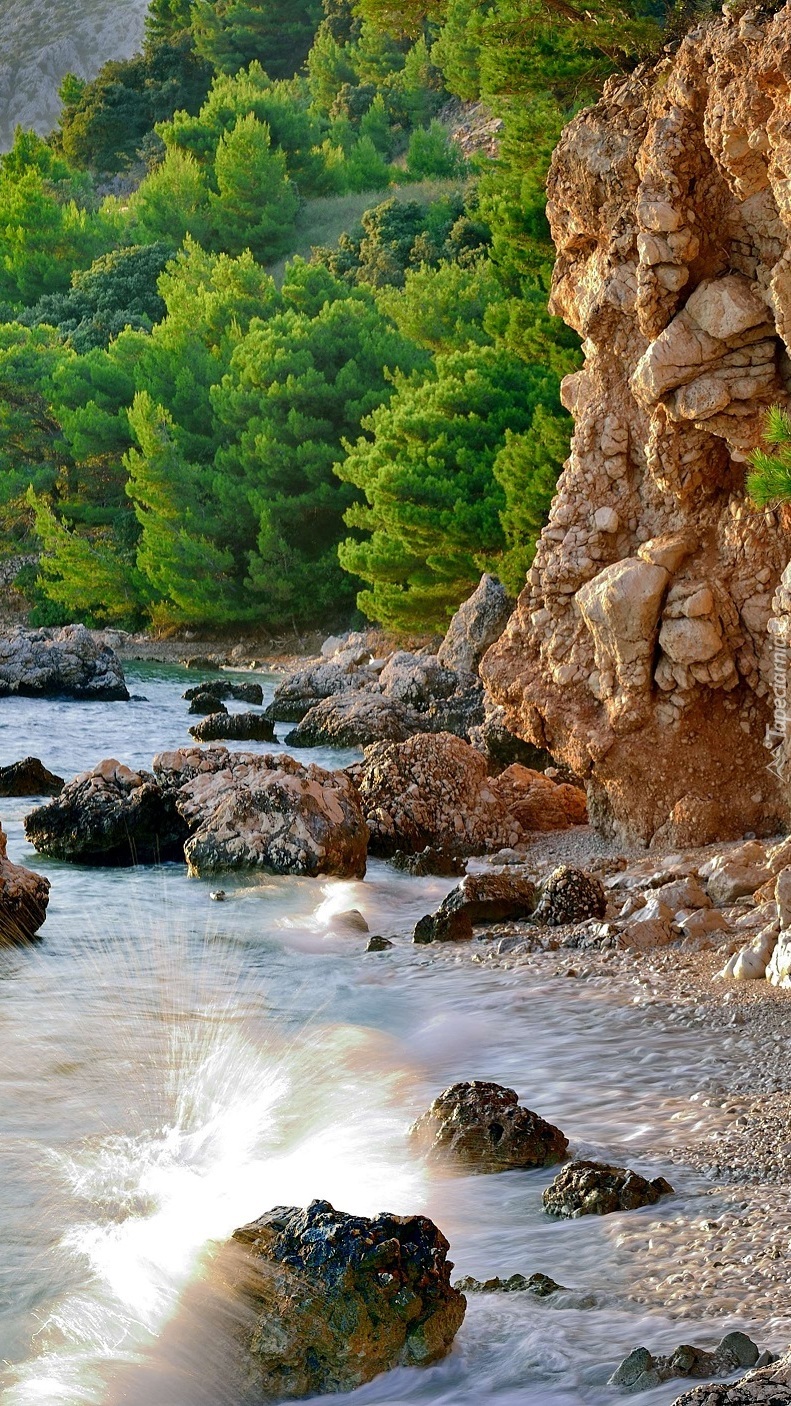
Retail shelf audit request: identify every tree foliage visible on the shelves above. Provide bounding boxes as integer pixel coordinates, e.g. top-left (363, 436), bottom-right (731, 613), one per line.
top-left (747, 407), bottom-right (791, 508)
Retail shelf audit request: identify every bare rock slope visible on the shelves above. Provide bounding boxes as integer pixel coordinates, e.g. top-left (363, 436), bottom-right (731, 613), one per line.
top-left (483, 5), bottom-right (791, 846)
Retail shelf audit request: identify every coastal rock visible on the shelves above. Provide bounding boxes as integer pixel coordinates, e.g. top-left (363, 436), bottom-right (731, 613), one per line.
top-left (284, 694), bottom-right (421, 749)
top-left (366, 935), bottom-right (394, 951)
top-left (411, 1081), bottom-right (568, 1172)
top-left (225, 1200), bottom-right (465, 1397)
top-left (532, 867), bottom-right (607, 926)
top-left (700, 845), bottom-right (772, 906)
top-left (481, 7), bottom-right (791, 847)
top-left (721, 924), bottom-right (778, 980)
top-left (183, 680), bottom-right (264, 706)
top-left (0, 624), bottom-right (129, 700)
top-left (492, 764), bottom-right (588, 831)
top-left (437, 574), bottom-right (513, 678)
top-left (543, 1160), bottom-right (673, 1217)
top-left (266, 653), bottom-right (377, 723)
top-left (669, 1350), bottom-right (791, 1405)
top-left (188, 692), bottom-right (229, 716)
top-left (468, 699), bottom-right (553, 774)
top-left (413, 872), bottom-right (537, 943)
top-left (0, 757), bottom-right (64, 796)
top-left (456, 1272), bottom-right (566, 1296)
top-left (422, 679), bottom-right (486, 740)
top-left (379, 652), bottom-right (458, 711)
top-left (24, 759), bottom-right (187, 865)
top-left (188, 711), bottom-right (276, 743)
top-left (0, 824), bottom-right (50, 941)
top-left (611, 1333), bottom-right (761, 1395)
top-left (620, 915), bottom-right (677, 950)
top-left (391, 847), bottom-right (467, 877)
top-left (357, 733), bottom-right (522, 858)
top-left (154, 747), bottom-right (367, 878)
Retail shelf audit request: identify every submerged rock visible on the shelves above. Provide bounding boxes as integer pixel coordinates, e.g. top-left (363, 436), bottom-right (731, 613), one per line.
top-left (411, 1081), bottom-right (568, 1173)
top-left (24, 759), bottom-right (187, 865)
top-left (154, 747), bottom-right (367, 879)
top-left (189, 711), bottom-right (276, 743)
top-left (533, 866), bottom-right (607, 926)
top-left (456, 1272), bottom-right (566, 1297)
top-left (0, 624), bottom-right (128, 700)
top-left (413, 872), bottom-right (537, 943)
top-left (224, 1200), bottom-right (466, 1398)
top-left (611, 1333), bottom-right (762, 1396)
top-left (0, 757), bottom-right (64, 797)
top-left (285, 694), bottom-right (421, 749)
top-left (357, 733), bottom-right (521, 858)
top-left (543, 1160), bottom-right (673, 1217)
top-left (0, 825), bottom-right (50, 941)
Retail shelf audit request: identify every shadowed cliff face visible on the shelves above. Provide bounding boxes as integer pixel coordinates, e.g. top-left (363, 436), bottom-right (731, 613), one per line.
top-left (0, 0), bottom-right (148, 151)
top-left (483, 3), bottom-right (791, 849)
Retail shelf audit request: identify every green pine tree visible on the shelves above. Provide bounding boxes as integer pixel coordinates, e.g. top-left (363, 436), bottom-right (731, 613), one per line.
top-left (747, 407), bottom-right (791, 507)
top-left (191, 0), bottom-right (323, 79)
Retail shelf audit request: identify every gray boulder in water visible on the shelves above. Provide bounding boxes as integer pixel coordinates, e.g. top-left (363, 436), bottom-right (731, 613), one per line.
top-left (0, 824), bottom-right (50, 941)
top-left (24, 759), bottom-right (187, 865)
top-left (0, 624), bottom-right (128, 700)
top-left (411, 1080), bottom-right (568, 1173)
top-left (220, 1200), bottom-right (466, 1399)
top-left (188, 711), bottom-right (275, 743)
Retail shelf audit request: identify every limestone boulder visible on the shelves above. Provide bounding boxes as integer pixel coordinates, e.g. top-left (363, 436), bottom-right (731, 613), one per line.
top-left (437, 574), bottom-right (512, 677)
top-left (284, 693), bottom-right (421, 749)
top-left (700, 844), bottom-right (772, 906)
top-left (411, 1081), bottom-right (568, 1172)
top-left (543, 1160), bottom-right (673, 1217)
top-left (24, 760), bottom-right (187, 865)
top-left (611, 1333), bottom-right (761, 1396)
top-left (669, 1350), bottom-right (791, 1405)
top-left (188, 692), bottom-right (228, 717)
top-left (720, 925), bottom-right (778, 981)
top-left (481, 8), bottom-right (791, 846)
top-left (356, 733), bottom-right (522, 858)
top-left (184, 680), bottom-right (264, 706)
top-left (0, 825), bottom-right (50, 941)
top-left (266, 652), bottom-right (377, 723)
top-left (155, 747), bottom-right (367, 878)
top-left (0, 624), bottom-right (128, 700)
top-left (223, 1200), bottom-right (466, 1398)
top-left (378, 652), bottom-right (458, 712)
top-left (532, 866), bottom-right (607, 926)
top-left (0, 757), bottom-right (63, 797)
top-left (491, 764), bottom-right (587, 832)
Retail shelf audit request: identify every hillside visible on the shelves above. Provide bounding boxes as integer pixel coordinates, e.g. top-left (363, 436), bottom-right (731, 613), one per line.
top-left (0, 0), bottom-right (148, 150)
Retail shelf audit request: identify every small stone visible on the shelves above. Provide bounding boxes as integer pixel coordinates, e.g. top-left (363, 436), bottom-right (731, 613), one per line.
top-left (210, 890), bottom-right (226, 902)
top-left (366, 936), bottom-right (394, 952)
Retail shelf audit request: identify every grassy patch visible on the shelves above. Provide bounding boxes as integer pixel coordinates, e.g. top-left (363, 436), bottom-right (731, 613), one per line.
top-left (268, 178), bottom-right (470, 284)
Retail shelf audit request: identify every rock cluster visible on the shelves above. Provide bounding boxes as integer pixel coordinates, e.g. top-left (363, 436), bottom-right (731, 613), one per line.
top-left (543, 1160), bottom-right (673, 1217)
top-left (155, 747), bottom-right (368, 878)
top-left (611, 1333), bottom-right (763, 1395)
top-left (410, 1081), bottom-right (568, 1172)
top-left (669, 1349), bottom-right (791, 1406)
top-left (226, 1200), bottom-right (466, 1398)
top-left (0, 824), bottom-right (50, 941)
top-left (0, 625), bottom-right (128, 700)
top-left (0, 757), bottom-right (63, 796)
top-left (24, 759), bottom-right (187, 864)
top-left (456, 1272), bottom-right (566, 1297)
top-left (482, 6), bottom-right (791, 847)
top-left (184, 680), bottom-right (264, 706)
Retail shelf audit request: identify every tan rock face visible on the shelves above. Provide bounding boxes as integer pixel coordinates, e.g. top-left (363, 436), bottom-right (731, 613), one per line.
top-left (482, 6), bottom-right (791, 846)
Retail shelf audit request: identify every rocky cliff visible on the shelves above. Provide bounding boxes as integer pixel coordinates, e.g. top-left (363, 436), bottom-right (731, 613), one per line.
top-left (483, 3), bottom-right (791, 847)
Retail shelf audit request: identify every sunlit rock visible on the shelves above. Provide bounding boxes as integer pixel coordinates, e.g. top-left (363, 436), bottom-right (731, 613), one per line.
top-left (0, 824), bottom-right (50, 942)
top-left (411, 1081), bottom-right (568, 1173)
top-left (0, 624), bottom-right (128, 700)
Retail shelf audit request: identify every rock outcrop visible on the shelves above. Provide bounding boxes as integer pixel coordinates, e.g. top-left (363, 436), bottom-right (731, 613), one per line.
top-left (266, 651), bottom-right (377, 722)
top-left (533, 866), bottom-right (607, 926)
top-left (611, 1333), bottom-right (762, 1396)
top-left (24, 759), bottom-right (187, 865)
top-left (225, 1200), bottom-right (466, 1398)
top-left (670, 1350), bottom-right (791, 1406)
top-left (0, 625), bottom-right (129, 700)
top-left (0, 824), bottom-right (50, 941)
top-left (543, 1160), bottom-right (673, 1217)
top-left (0, 757), bottom-right (63, 796)
top-left (154, 747), bottom-right (368, 878)
top-left (188, 711), bottom-right (276, 743)
top-left (438, 574), bottom-right (513, 677)
top-left (184, 680), bottom-right (264, 705)
top-left (482, 7), bottom-right (791, 846)
top-left (284, 694), bottom-right (421, 749)
top-left (413, 872), bottom-right (537, 943)
top-left (411, 1081), bottom-right (568, 1172)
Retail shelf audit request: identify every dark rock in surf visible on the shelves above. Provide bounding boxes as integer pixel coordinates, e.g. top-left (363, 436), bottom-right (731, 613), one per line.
top-left (411, 1081), bottom-right (568, 1173)
top-left (543, 1159), bottom-right (673, 1218)
top-left (24, 758), bottom-right (187, 865)
top-left (0, 824), bottom-right (50, 941)
top-left (532, 866), bottom-right (607, 926)
top-left (391, 848), bottom-right (466, 878)
top-left (455, 1272), bottom-right (566, 1297)
top-left (413, 872), bottom-right (537, 942)
top-left (223, 1199), bottom-right (466, 1398)
top-left (610, 1332), bottom-right (762, 1395)
top-left (668, 1348), bottom-right (791, 1405)
top-left (189, 693), bottom-right (229, 716)
top-left (183, 680), bottom-right (264, 705)
top-left (366, 935), bottom-right (394, 951)
top-left (0, 624), bottom-right (128, 700)
top-left (182, 655), bottom-right (221, 671)
top-left (189, 711), bottom-right (276, 743)
top-left (0, 756), bottom-right (64, 796)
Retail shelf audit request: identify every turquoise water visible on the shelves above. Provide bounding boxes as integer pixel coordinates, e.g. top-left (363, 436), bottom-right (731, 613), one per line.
top-left (0, 664), bottom-right (776, 1404)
